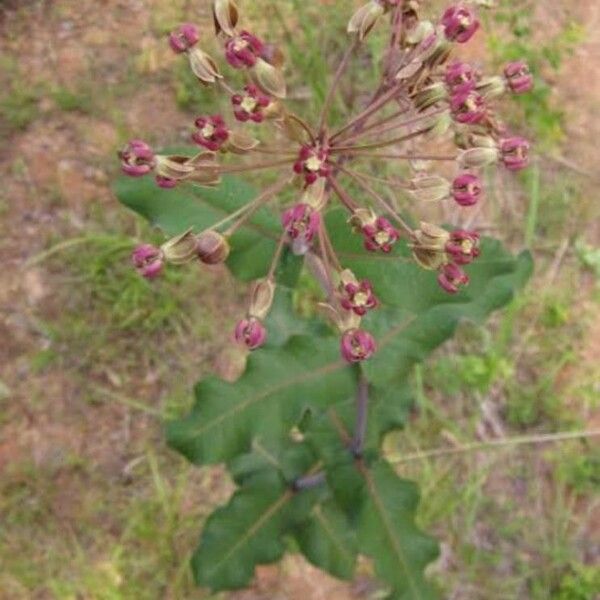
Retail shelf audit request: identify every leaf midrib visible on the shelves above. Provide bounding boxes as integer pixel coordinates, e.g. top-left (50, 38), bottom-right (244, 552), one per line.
top-left (207, 489), bottom-right (293, 578)
top-left (358, 462), bottom-right (421, 599)
top-left (192, 359), bottom-right (346, 437)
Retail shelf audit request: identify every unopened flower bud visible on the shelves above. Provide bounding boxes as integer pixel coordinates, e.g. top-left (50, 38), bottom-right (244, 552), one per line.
top-left (413, 82), bottom-right (448, 112)
top-left (301, 177), bottom-right (328, 211)
top-left (119, 140), bottom-right (155, 177)
top-left (451, 173), bottom-right (482, 206)
top-left (132, 244), bottom-right (164, 279)
top-left (450, 84), bottom-right (486, 124)
top-left (192, 114), bottom-right (229, 151)
top-left (225, 30), bottom-right (264, 68)
top-left (405, 19), bottom-right (435, 46)
top-left (225, 130), bottom-right (261, 154)
top-left (362, 216), bottom-right (400, 253)
top-left (169, 23), bottom-right (200, 54)
top-left (185, 152), bottom-right (222, 187)
top-left (504, 60), bottom-right (533, 94)
top-left (188, 47), bottom-right (222, 84)
top-left (474, 75), bottom-right (507, 99)
top-left (253, 58), bottom-right (287, 99)
top-left (196, 230), bottom-right (231, 265)
top-left (348, 1), bottom-right (386, 41)
top-left (410, 175), bottom-right (451, 203)
top-left (411, 222), bottom-right (450, 270)
top-left (317, 301), bottom-right (361, 334)
top-left (155, 155), bottom-right (196, 183)
top-left (459, 146), bottom-right (499, 169)
top-left (213, 0), bottom-right (239, 37)
top-left (282, 203), bottom-right (321, 255)
top-left (234, 317), bottom-right (267, 350)
top-left (445, 230), bottom-right (480, 264)
top-left (248, 278), bottom-right (276, 320)
top-left (437, 262), bottom-right (469, 293)
top-left (340, 328), bottom-right (377, 363)
top-left (161, 229), bottom-right (198, 265)
top-left (500, 136), bottom-right (530, 171)
top-left (441, 4), bottom-right (480, 43)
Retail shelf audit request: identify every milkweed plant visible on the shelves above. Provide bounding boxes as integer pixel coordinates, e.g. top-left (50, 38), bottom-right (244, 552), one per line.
top-left (115, 0), bottom-right (534, 596)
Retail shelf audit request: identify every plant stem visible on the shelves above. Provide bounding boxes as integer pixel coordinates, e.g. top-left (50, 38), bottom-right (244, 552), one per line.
top-left (327, 175), bottom-right (359, 213)
top-left (331, 126), bottom-right (430, 154)
top-left (293, 471), bottom-right (326, 491)
top-left (223, 176), bottom-right (291, 236)
top-left (305, 251), bottom-right (335, 299)
top-left (387, 429), bottom-right (600, 464)
top-left (344, 151), bottom-right (457, 161)
top-left (319, 39), bottom-right (358, 133)
top-left (338, 106), bottom-right (444, 147)
top-left (217, 157), bottom-right (295, 174)
top-left (320, 223), bottom-right (343, 271)
top-left (352, 374), bottom-right (369, 457)
top-left (385, 2), bottom-right (404, 77)
top-left (266, 232), bottom-right (289, 280)
top-left (334, 106), bottom-right (411, 145)
top-left (338, 168), bottom-right (410, 189)
top-left (329, 81), bottom-right (406, 142)
top-left (337, 164), bottom-right (415, 239)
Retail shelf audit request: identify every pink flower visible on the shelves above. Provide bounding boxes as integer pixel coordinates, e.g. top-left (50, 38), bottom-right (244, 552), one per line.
top-left (450, 84), bottom-right (486, 124)
top-left (225, 31), bottom-right (264, 68)
top-left (362, 217), bottom-right (399, 253)
top-left (500, 136), bottom-right (530, 171)
top-left (231, 85), bottom-right (271, 123)
top-left (451, 173), bottom-right (482, 207)
top-left (132, 244), bottom-right (164, 279)
top-left (504, 60), bottom-right (534, 94)
top-left (445, 230), bottom-right (480, 265)
top-left (192, 114), bottom-right (230, 151)
top-left (340, 329), bottom-right (377, 363)
top-left (234, 317), bottom-right (267, 350)
top-left (155, 175), bottom-right (178, 189)
top-left (169, 23), bottom-right (200, 54)
top-left (445, 61), bottom-right (478, 92)
top-left (340, 279), bottom-right (378, 316)
top-left (441, 4), bottom-right (479, 43)
top-left (437, 263), bottom-right (469, 294)
top-left (119, 140), bottom-right (155, 177)
top-left (293, 145), bottom-right (331, 186)
top-left (282, 203), bottom-right (321, 253)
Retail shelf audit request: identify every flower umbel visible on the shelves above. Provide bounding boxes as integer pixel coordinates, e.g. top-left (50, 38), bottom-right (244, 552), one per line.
top-left (123, 0), bottom-right (533, 361)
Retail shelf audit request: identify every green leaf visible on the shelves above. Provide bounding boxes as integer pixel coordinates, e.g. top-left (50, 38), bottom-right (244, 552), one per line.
top-left (193, 441), bottom-right (357, 590)
top-left (354, 461), bottom-right (439, 600)
top-left (305, 408), bottom-right (439, 599)
top-left (113, 173), bottom-right (298, 282)
top-left (168, 229), bottom-right (531, 466)
top-left (166, 335), bottom-right (357, 465)
top-left (263, 287), bottom-right (327, 347)
top-left (192, 468), bottom-right (307, 590)
top-left (293, 498), bottom-right (358, 580)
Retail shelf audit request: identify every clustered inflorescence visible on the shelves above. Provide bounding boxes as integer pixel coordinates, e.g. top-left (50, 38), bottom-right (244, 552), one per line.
top-left (121, 0), bottom-right (532, 364)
